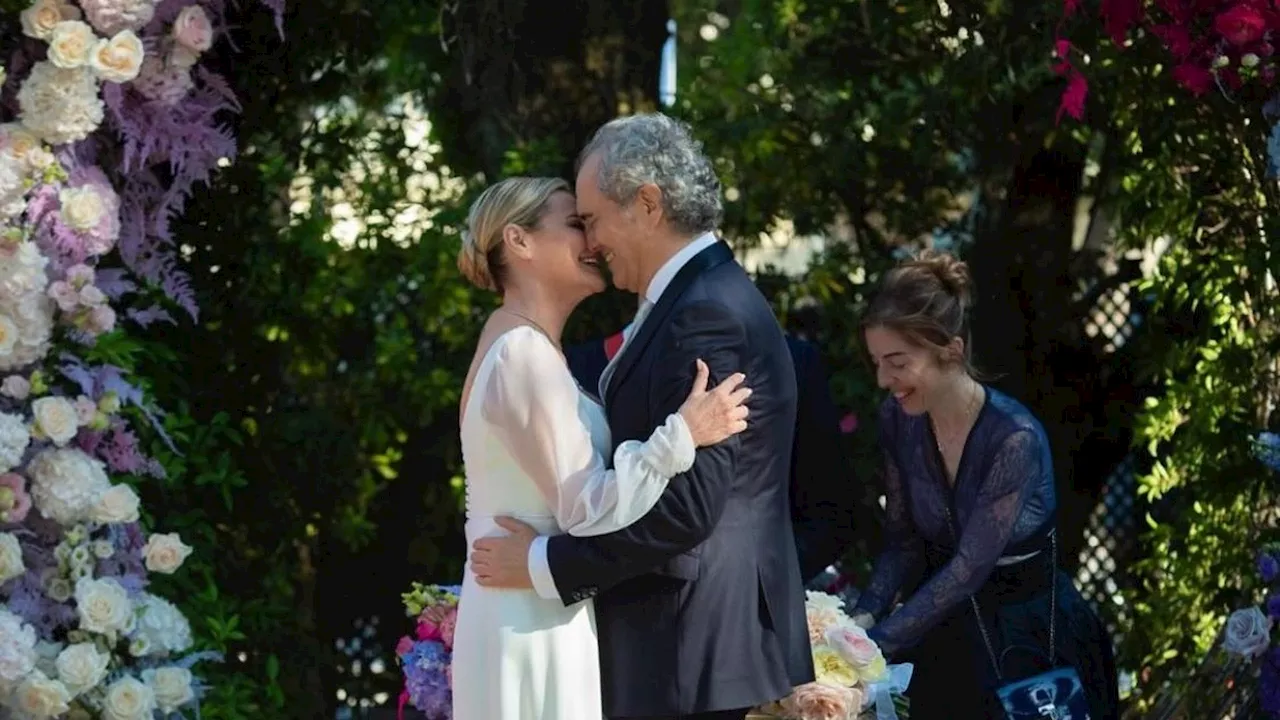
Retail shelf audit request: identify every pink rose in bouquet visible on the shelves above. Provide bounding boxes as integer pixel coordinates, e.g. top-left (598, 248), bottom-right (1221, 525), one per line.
top-left (780, 682), bottom-right (862, 720)
top-left (395, 635), bottom-right (415, 657)
top-left (825, 624), bottom-right (882, 667)
top-left (416, 617), bottom-right (442, 642)
top-left (439, 606), bottom-right (458, 649)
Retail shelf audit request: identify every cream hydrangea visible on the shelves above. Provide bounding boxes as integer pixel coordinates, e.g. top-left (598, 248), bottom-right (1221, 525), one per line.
top-left (0, 150), bottom-right (26, 220)
top-left (130, 593), bottom-right (192, 657)
top-left (0, 240), bottom-right (55, 371)
top-left (0, 412), bottom-right (32, 473)
top-left (16, 62), bottom-right (104, 146)
top-left (27, 447), bottom-right (110, 525)
top-left (0, 531), bottom-right (25, 584)
top-left (0, 607), bottom-right (37, 690)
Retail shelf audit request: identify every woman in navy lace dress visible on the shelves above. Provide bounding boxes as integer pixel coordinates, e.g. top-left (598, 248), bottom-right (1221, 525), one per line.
top-left (852, 251), bottom-right (1120, 719)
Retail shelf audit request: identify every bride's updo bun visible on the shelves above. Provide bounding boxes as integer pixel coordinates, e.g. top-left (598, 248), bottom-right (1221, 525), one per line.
top-left (864, 249), bottom-right (977, 371)
top-left (458, 176), bottom-right (572, 293)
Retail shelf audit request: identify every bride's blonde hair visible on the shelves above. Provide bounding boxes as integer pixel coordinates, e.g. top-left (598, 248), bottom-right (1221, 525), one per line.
top-left (458, 177), bottom-right (571, 292)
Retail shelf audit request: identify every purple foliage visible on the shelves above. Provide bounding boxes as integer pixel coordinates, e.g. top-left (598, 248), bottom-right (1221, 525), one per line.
top-left (96, 522), bottom-right (149, 594)
top-left (93, 268), bottom-right (138, 300)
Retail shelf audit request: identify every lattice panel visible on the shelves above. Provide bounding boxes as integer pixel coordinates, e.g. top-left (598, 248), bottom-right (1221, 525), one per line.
top-left (1075, 455), bottom-right (1138, 639)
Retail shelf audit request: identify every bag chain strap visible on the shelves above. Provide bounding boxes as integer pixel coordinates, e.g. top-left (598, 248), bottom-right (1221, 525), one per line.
top-left (940, 501), bottom-right (1057, 683)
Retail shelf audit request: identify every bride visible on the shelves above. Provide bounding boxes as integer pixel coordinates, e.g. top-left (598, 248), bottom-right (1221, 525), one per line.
top-left (450, 177), bottom-right (752, 719)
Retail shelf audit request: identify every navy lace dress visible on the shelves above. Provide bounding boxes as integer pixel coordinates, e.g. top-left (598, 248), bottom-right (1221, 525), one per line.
top-left (853, 388), bottom-right (1120, 719)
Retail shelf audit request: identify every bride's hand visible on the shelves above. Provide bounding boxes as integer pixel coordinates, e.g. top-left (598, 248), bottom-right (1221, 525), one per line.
top-left (679, 359), bottom-right (751, 447)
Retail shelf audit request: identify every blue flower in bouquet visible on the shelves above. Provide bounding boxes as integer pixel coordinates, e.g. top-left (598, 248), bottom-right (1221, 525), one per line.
top-left (1256, 432), bottom-right (1280, 473)
top-left (1261, 551), bottom-right (1280, 585)
top-left (1262, 646), bottom-right (1280, 716)
top-left (402, 639), bottom-right (451, 719)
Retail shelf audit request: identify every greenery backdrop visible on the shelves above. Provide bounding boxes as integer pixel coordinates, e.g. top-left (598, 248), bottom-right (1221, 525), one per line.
top-left (5, 0), bottom-right (1270, 716)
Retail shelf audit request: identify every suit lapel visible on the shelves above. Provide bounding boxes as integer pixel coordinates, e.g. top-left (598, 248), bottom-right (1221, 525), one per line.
top-left (604, 241), bottom-right (735, 407)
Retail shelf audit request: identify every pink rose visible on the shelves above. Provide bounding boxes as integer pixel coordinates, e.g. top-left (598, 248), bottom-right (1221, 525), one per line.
top-left (781, 682), bottom-right (859, 720)
top-left (0, 376), bottom-right (30, 401)
top-left (88, 305), bottom-right (116, 334)
top-left (439, 606), bottom-right (458, 649)
top-left (825, 624), bottom-right (882, 667)
top-left (171, 5), bottom-right (213, 52)
top-left (415, 618), bottom-right (441, 642)
top-left (394, 635), bottom-right (414, 657)
top-left (0, 473), bottom-right (31, 524)
top-left (48, 280), bottom-right (80, 312)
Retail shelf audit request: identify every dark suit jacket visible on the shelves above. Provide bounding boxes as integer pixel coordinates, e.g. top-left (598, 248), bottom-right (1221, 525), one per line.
top-left (549, 241), bottom-right (814, 717)
top-left (566, 332), bottom-right (855, 585)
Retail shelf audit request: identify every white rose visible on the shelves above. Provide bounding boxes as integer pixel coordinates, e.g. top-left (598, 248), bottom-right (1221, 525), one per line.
top-left (92, 483), bottom-right (139, 524)
top-left (1223, 606), bottom-right (1273, 658)
top-left (142, 532), bottom-right (192, 574)
top-left (58, 186), bottom-right (107, 231)
top-left (74, 576), bottom-right (132, 637)
top-left (102, 675), bottom-right (155, 720)
top-left (144, 666), bottom-right (194, 713)
top-left (55, 642), bottom-right (108, 696)
top-left (32, 396), bottom-right (79, 445)
top-left (11, 670), bottom-right (71, 718)
top-left (0, 532), bottom-right (25, 584)
top-left (20, 0), bottom-right (78, 40)
top-left (47, 21), bottom-right (97, 69)
top-left (89, 30), bottom-right (144, 84)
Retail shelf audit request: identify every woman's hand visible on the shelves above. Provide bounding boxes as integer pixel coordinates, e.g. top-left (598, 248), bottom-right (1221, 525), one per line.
top-left (851, 612), bottom-right (876, 630)
top-left (678, 359), bottom-right (751, 446)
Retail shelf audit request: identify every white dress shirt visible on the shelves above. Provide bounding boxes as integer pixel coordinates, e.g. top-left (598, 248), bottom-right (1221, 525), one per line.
top-left (528, 232), bottom-right (720, 600)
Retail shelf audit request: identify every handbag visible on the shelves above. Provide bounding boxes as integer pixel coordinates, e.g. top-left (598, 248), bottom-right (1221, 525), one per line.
top-left (939, 499), bottom-right (1092, 719)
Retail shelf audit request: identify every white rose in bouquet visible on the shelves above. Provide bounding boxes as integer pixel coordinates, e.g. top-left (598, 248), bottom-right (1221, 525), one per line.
top-left (102, 675), bottom-right (156, 720)
top-left (47, 21), bottom-right (97, 69)
top-left (144, 666), bottom-right (194, 713)
top-left (89, 30), bottom-right (144, 83)
top-left (1223, 606), bottom-right (1273, 658)
top-left (92, 483), bottom-right (140, 524)
top-left (20, 0), bottom-right (80, 41)
top-left (142, 532), bottom-right (192, 574)
top-left (10, 670), bottom-right (71, 717)
top-left (54, 642), bottom-right (109, 696)
top-left (74, 576), bottom-right (133, 638)
top-left (32, 396), bottom-right (80, 445)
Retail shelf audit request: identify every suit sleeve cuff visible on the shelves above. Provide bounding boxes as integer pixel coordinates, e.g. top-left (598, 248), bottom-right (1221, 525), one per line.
top-left (528, 535), bottom-right (560, 600)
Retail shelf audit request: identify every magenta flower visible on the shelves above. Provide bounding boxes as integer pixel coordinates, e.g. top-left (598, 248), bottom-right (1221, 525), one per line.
top-left (0, 473), bottom-right (31, 524)
top-left (839, 413), bottom-right (858, 434)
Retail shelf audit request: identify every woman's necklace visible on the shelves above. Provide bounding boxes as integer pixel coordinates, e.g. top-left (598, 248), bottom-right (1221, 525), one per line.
top-left (496, 306), bottom-right (560, 350)
top-left (930, 380), bottom-right (982, 481)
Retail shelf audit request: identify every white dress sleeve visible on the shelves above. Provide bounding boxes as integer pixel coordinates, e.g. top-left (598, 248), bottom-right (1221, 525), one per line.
top-left (479, 326), bottom-right (696, 537)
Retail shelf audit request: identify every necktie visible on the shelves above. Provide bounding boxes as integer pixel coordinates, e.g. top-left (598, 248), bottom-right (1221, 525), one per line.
top-left (598, 299), bottom-right (652, 400)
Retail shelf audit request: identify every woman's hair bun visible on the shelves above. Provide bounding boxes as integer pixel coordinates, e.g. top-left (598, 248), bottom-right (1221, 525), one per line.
top-left (910, 249), bottom-right (972, 308)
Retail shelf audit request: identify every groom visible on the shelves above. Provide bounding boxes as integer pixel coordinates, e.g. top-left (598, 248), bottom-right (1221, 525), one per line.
top-left (470, 113), bottom-right (814, 719)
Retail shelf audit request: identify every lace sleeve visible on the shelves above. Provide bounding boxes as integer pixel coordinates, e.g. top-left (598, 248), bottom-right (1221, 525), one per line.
top-left (481, 327), bottom-right (696, 537)
top-left (868, 429), bottom-right (1039, 655)
top-left (854, 403), bottom-right (924, 618)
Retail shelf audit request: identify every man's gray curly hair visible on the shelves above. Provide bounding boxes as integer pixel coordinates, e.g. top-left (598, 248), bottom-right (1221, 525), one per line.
top-left (576, 113), bottom-right (723, 235)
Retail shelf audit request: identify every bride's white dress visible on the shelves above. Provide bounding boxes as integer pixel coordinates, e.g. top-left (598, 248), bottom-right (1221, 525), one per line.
top-left (451, 326), bottom-right (696, 720)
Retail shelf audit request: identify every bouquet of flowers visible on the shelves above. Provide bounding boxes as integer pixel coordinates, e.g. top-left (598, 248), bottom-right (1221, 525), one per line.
top-left (752, 591), bottom-right (911, 720)
top-left (1218, 432), bottom-right (1280, 716)
top-left (395, 582), bottom-right (460, 720)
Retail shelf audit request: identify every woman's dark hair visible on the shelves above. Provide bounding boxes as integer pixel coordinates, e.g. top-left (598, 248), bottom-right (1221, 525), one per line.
top-left (863, 249), bottom-right (977, 373)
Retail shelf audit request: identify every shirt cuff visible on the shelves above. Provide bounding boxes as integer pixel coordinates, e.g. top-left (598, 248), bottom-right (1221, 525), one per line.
top-left (528, 535), bottom-right (560, 600)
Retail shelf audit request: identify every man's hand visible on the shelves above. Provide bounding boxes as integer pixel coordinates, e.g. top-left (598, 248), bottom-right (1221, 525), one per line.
top-left (470, 517), bottom-right (537, 589)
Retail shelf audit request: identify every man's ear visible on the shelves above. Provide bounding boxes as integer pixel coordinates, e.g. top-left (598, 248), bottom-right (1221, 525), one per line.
top-left (636, 184), bottom-right (664, 227)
